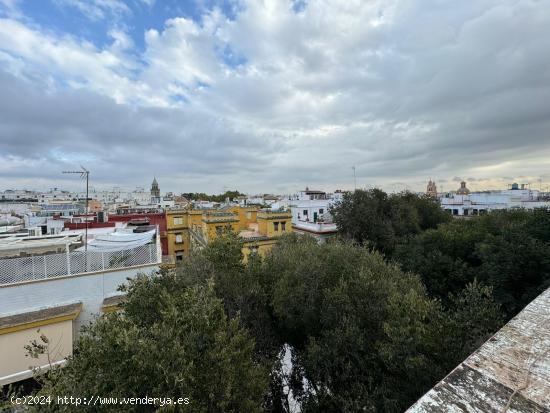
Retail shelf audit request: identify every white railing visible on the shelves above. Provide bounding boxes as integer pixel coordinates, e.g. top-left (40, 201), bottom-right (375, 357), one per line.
top-left (0, 243), bottom-right (158, 286)
top-left (293, 221), bottom-right (338, 233)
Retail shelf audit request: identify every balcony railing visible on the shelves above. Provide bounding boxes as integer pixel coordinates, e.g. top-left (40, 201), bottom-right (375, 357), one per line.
top-left (0, 243), bottom-right (158, 286)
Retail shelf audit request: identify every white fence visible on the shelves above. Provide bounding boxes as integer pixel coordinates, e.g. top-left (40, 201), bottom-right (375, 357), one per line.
top-left (0, 243), bottom-right (158, 286)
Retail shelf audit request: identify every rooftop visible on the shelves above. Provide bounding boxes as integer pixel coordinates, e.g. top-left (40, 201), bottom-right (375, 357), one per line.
top-left (407, 287), bottom-right (550, 412)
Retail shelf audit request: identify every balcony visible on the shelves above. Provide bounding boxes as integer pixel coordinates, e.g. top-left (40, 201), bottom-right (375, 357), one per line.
top-left (293, 220), bottom-right (337, 234)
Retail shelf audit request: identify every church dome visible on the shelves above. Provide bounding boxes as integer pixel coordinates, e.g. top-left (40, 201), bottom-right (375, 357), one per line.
top-left (456, 181), bottom-right (470, 195)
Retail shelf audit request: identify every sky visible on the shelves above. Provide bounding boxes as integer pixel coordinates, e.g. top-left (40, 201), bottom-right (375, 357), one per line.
top-left (0, 0), bottom-right (549, 194)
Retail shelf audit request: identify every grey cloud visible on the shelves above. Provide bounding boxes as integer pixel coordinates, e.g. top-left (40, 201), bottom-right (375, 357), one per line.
top-left (1, 0), bottom-right (550, 193)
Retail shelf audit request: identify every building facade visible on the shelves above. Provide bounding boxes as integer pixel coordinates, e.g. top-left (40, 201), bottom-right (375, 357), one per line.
top-left (164, 206), bottom-right (292, 262)
top-left (440, 185), bottom-right (550, 216)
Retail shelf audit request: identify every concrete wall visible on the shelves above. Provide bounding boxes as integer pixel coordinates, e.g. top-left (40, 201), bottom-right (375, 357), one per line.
top-left (0, 320), bottom-right (73, 385)
top-left (0, 263), bottom-right (159, 332)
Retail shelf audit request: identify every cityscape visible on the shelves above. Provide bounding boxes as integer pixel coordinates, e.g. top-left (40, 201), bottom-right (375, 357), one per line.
top-left (1, 1), bottom-right (549, 412)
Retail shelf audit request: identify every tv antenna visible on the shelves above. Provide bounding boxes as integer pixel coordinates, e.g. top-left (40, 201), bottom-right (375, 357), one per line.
top-left (62, 166), bottom-right (90, 252)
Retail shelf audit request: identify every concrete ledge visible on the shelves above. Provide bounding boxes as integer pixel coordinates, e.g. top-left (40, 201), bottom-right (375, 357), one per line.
top-left (0, 302), bottom-right (82, 335)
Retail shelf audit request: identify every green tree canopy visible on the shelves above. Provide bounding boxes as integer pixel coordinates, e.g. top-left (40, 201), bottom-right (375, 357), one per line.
top-left (260, 234), bottom-right (500, 412)
top-left (25, 232), bottom-right (504, 413)
top-left (33, 277), bottom-right (267, 413)
top-left (394, 209), bottom-right (550, 317)
top-left (330, 189), bottom-right (450, 254)
top-left (181, 190), bottom-right (244, 203)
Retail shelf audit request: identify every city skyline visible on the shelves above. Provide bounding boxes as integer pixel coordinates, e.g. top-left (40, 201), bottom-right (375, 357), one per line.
top-left (1, 174), bottom-right (550, 196)
top-left (1, 1), bottom-right (549, 193)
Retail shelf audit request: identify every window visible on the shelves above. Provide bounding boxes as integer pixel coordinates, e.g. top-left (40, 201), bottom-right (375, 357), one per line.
top-left (175, 234), bottom-right (183, 243)
top-left (176, 252), bottom-right (184, 261)
top-left (319, 209), bottom-right (324, 214)
top-left (174, 217), bottom-right (183, 225)
top-left (274, 222), bottom-right (279, 231)
top-left (249, 246), bottom-right (259, 256)
top-left (303, 210), bottom-right (308, 216)
top-left (281, 222), bottom-right (286, 231)
top-left (216, 225), bottom-right (223, 235)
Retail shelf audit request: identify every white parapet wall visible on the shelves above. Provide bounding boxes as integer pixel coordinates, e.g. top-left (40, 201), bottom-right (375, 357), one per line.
top-left (0, 238), bottom-right (161, 386)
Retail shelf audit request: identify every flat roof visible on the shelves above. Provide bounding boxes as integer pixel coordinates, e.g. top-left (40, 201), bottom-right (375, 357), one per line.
top-left (0, 302), bottom-right (82, 330)
top-left (0, 233), bottom-right (82, 251)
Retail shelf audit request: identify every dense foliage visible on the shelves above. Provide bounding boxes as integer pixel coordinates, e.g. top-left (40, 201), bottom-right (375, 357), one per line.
top-left (330, 189), bottom-right (451, 254)
top-left (25, 192), bottom-right (549, 412)
top-left (181, 190), bottom-right (244, 203)
top-left (29, 232), bottom-right (502, 412)
top-left (395, 208), bottom-right (550, 317)
top-left (257, 235), bottom-right (500, 412)
top-left (331, 189), bottom-right (550, 319)
top-left (31, 279), bottom-right (267, 412)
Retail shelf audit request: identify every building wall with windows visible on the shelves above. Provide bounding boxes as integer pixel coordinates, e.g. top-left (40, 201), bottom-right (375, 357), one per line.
top-left (169, 207), bottom-right (293, 261)
top-left (229, 206), bottom-right (258, 230)
top-left (257, 211), bottom-right (292, 238)
top-left (165, 209), bottom-right (190, 260)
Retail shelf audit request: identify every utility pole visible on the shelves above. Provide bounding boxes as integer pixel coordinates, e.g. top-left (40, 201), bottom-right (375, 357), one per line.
top-left (62, 166), bottom-right (90, 252)
top-left (352, 166), bottom-right (356, 191)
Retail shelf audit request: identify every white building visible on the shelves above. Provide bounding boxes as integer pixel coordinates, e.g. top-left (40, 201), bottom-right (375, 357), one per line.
top-left (0, 229), bottom-right (161, 386)
top-left (441, 183), bottom-right (550, 216)
top-left (282, 189), bottom-right (344, 243)
top-left (0, 190), bottom-right (38, 202)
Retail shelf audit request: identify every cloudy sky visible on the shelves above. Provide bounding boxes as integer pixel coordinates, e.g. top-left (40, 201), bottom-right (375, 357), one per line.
top-left (0, 0), bottom-right (549, 194)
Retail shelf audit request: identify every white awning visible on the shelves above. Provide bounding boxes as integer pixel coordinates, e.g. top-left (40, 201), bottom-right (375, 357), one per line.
top-left (76, 230), bottom-right (156, 252)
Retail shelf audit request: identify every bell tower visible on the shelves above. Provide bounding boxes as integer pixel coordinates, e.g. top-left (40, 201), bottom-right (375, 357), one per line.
top-left (426, 179), bottom-right (438, 198)
top-left (151, 177), bottom-right (160, 198)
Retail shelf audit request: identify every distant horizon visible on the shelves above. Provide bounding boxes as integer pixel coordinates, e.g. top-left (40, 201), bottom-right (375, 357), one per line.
top-left (1, 176), bottom-right (549, 196)
top-left (1, 1), bottom-right (549, 194)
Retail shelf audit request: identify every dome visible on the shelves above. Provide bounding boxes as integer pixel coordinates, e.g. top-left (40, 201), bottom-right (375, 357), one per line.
top-left (456, 181), bottom-right (470, 195)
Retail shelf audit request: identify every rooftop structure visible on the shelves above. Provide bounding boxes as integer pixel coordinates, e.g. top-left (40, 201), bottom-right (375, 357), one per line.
top-left (441, 185), bottom-right (550, 216)
top-left (284, 189), bottom-right (340, 243)
top-left (456, 181), bottom-right (471, 195)
top-left (0, 233), bottom-right (82, 258)
top-left (407, 287), bottom-right (550, 412)
top-left (0, 228), bottom-right (162, 386)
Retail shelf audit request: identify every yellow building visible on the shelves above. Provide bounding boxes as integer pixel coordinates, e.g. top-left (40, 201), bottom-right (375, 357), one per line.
top-left (165, 208), bottom-right (190, 261)
top-left (239, 209), bottom-right (292, 261)
top-left (165, 206), bottom-right (292, 262)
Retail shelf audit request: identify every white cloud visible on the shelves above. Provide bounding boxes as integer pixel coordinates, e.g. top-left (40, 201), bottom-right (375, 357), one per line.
top-left (53, 0), bottom-right (131, 21)
top-left (0, 0), bottom-right (549, 192)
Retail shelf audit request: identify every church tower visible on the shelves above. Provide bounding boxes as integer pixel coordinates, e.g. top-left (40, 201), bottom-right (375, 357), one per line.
top-left (151, 177), bottom-right (160, 198)
top-left (426, 179), bottom-right (438, 198)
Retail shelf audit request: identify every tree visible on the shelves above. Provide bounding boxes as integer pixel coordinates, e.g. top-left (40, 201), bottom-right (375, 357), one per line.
top-left (394, 209), bottom-right (550, 318)
top-left (26, 231), bottom-right (506, 413)
top-left (330, 189), bottom-right (450, 255)
top-left (33, 276), bottom-right (268, 413)
top-left (261, 234), bottom-right (501, 412)
top-left (181, 190), bottom-right (244, 203)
